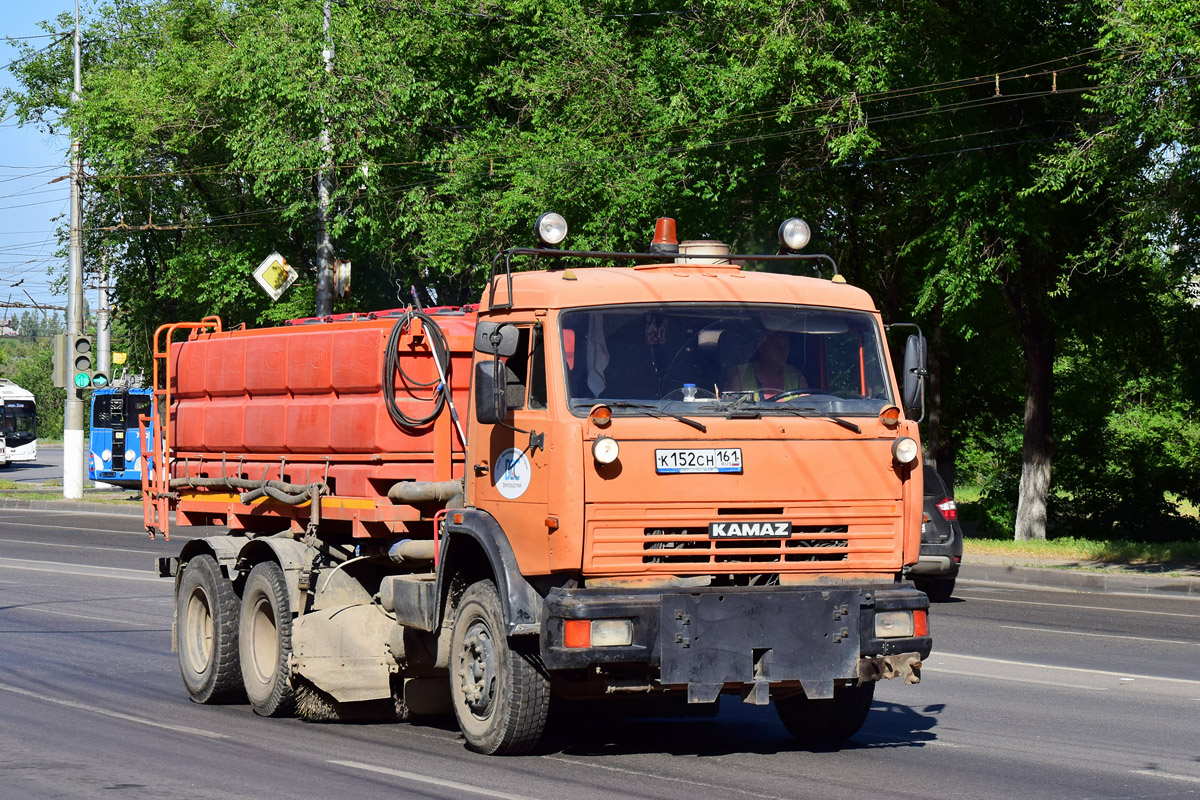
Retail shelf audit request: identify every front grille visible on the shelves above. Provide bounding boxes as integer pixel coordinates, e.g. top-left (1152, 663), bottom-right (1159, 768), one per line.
top-left (585, 502), bottom-right (903, 574)
top-left (643, 526), bottom-right (849, 565)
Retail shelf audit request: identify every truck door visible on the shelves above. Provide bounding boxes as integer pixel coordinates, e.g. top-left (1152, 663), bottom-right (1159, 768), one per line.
top-left (469, 322), bottom-right (553, 574)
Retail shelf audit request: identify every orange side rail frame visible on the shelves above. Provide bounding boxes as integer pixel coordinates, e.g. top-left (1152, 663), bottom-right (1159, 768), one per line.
top-left (143, 317), bottom-right (223, 540)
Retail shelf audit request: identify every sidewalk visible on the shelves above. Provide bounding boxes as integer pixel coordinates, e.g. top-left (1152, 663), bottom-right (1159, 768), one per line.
top-left (960, 552), bottom-right (1200, 598)
top-left (3, 491), bottom-right (1198, 597)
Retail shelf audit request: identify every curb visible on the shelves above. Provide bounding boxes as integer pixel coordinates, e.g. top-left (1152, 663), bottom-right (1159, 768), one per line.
top-left (959, 562), bottom-right (1200, 598)
top-left (0, 496), bottom-right (145, 517)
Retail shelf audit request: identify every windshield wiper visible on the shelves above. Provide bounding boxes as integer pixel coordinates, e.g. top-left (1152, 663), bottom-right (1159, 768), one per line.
top-left (603, 401), bottom-right (708, 433)
top-left (775, 407), bottom-right (862, 434)
top-left (713, 391), bottom-right (762, 419)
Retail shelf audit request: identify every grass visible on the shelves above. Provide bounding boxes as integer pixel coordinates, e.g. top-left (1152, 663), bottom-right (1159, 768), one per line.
top-left (963, 536), bottom-right (1200, 565)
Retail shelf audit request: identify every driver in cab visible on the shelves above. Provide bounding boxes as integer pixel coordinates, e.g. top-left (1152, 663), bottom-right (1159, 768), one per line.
top-left (727, 331), bottom-right (808, 401)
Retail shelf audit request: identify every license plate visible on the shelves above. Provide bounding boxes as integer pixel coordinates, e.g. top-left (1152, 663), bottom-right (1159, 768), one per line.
top-left (709, 521), bottom-right (793, 539)
top-left (655, 448), bottom-right (742, 474)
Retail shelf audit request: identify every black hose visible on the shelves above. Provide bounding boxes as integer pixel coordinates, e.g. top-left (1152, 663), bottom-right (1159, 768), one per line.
top-left (384, 309), bottom-right (453, 430)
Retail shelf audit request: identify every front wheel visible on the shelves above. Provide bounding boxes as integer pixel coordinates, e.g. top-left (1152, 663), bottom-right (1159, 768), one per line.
top-left (176, 554), bottom-right (243, 703)
top-left (449, 580), bottom-right (550, 755)
top-left (238, 561), bottom-right (297, 717)
top-left (776, 681), bottom-right (876, 745)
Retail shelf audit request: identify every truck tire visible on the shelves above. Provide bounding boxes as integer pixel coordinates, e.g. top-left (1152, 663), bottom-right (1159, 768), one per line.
top-left (775, 681), bottom-right (876, 745)
top-left (449, 580), bottom-right (550, 755)
top-left (176, 554), bottom-right (243, 703)
top-left (915, 577), bottom-right (956, 603)
top-left (239, 561), bottom-right (297, 717)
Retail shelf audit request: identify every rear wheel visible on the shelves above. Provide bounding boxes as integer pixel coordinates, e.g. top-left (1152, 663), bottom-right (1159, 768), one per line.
top-left (239, 561), bottom-right (297, 717)
top-left (449, 580), bottom-right (550, 755)
top-left (176, 554), bottom-right (243, 703)
top-left (776, 681), bottom-right (876, 745)
top-left (916, 577), bottom-right (956, 603)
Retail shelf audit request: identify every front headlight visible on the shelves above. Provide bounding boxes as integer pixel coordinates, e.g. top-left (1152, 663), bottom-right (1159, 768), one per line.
top-left (892, 437), bottom-right (918, 465)
top-left (592, 436), bottom-right (620, 465)
top-left (875, 610), bottom-right (915, 638)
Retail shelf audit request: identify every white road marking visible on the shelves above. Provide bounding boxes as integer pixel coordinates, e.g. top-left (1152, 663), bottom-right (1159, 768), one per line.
top-left (936, 652), bottom-right (1200, 688)
top-left (954, 592), bottom-right (1200, 619)
top-left (0, 517), bottom-right (145, 533)
top-left (4, 604), bottom-right (160, 627)
top-left (0, 557), bottom-right (163, 583)
top-left (0, 537), bottom-right (161, 555)
top-left (0, 682), bottom-right (226, 739)
top-left (923, 666), bottom-right (1110, 691)
top-left (1131, 770), bottom-right (1200, 784)
top-left (541, 755), bottom-right (792, 800)
top-left (1000, 624), bottom-right (1198, 646)
top-left (329, 760), bottom-right (538, 800)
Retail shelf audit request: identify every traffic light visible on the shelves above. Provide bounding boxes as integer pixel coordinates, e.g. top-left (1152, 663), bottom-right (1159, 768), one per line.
top-left (51, 334), bottom-right (69, 388)
top-left (71, 334), bottom-right (95, 388)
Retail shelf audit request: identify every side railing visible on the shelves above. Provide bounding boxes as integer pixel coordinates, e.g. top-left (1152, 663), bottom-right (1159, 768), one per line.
top-left (143, 317), bottom-right (223, 540)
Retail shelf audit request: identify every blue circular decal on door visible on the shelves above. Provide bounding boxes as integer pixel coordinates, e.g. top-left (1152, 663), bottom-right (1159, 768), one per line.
top-left (494, 448), bottom-right (532, 499)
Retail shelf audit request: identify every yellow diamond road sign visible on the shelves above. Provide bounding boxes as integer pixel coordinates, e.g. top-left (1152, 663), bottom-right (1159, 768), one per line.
top-left (254, 251), bottom-right (299, 301)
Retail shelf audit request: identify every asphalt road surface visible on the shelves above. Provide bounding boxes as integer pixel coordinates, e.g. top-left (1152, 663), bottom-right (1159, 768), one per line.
top-left (1, 507), bottom-right (1198, 800)
top-left (2, 443), bottom-right (63, 485)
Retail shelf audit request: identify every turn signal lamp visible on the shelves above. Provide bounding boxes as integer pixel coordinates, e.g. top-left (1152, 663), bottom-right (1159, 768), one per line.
top-left (535, 212), bottom-right (568, 246)
top-left (879, 405), bottom-right (901, 429)
top-left (564, 619), bottom-right (634, 648)
top-left (588, 404), bottom-right (613, 428)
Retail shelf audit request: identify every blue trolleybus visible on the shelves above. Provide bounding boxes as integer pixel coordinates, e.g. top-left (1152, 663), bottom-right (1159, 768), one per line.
top-left (89, 387), bottom-right (155, 488)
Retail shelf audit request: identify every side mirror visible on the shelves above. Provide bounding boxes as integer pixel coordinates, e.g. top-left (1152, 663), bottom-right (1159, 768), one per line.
top-left (475, 360), bottom-right (508, 424)
top-left (902, 334), bottom-right (926, 418)
top-left (474, 322), bottom-right (520, 358)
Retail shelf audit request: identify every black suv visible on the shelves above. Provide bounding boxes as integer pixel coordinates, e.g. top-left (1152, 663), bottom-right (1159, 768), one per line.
top-left (909, 465), bottom-right (963, 601)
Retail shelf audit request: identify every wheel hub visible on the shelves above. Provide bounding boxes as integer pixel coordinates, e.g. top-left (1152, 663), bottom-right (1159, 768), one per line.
top-left (459, 620), bottom-right (497, 716)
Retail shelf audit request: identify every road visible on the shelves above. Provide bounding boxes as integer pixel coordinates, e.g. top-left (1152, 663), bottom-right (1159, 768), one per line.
top-left (1, 507), bottom-right (1198, 800)
top-left (2, 443), bottom-right (63, 485)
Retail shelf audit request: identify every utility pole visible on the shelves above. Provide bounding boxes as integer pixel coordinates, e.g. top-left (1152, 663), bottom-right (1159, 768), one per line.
top-left (97, 254), bottom-right (111, 379)
top-left (63, 0), bottom-right (86, 500)
top-left (314, 0), bottom-right (335, 317)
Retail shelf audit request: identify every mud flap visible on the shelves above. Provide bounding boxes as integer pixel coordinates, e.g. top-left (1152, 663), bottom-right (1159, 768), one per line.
top-left (291, 604), bottom-right (396, 703)
top-left (660, 590), bottom-right (861, 701)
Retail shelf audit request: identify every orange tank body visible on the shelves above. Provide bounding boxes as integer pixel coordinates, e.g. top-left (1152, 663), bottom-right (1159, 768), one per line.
top-left (152, 308), bottom-right (476, 538)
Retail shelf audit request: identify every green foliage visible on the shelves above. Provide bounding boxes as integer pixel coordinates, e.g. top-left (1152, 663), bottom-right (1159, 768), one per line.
top-left (4, 0), bottom-right (1200, 544)
top-left (0, 335), bottom-right (64, 440)
top-left (963, 534), bottom-right (1200, 567)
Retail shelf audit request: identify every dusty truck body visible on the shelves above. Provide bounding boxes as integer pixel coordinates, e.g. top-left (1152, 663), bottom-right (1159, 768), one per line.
top-left (148, 216), bottom-right (931, 754)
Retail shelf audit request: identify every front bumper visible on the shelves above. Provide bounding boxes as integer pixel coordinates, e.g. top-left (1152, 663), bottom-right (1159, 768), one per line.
top-left (541, 583), bottom-right (931, 701)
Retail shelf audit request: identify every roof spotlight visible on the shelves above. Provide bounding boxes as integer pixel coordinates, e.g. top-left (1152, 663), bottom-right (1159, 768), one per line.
top-left (535, 212), bottom-right (569, 247)
top-left (778, 218), bottom-right (811, 252)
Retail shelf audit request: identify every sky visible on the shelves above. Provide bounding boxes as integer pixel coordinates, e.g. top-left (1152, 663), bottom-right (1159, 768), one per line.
top-left (1, 2), bottom-right (80, 319)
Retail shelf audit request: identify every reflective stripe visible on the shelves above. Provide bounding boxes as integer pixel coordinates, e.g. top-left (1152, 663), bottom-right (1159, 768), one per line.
top-left (736, 363), bottom-right (801, 400)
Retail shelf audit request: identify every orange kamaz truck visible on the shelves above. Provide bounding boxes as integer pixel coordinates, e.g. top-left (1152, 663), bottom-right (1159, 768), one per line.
top-left (148, 214), bottom-right (931, 754)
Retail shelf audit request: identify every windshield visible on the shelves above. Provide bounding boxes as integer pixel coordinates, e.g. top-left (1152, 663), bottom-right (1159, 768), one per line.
top-left (559, 303), bottom-right (894, 417)
top-left (2, 401), bottom-right (36, 442)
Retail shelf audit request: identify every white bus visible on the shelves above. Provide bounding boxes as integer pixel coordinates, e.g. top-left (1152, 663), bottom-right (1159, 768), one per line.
top-left (0, 379), bottom-right (37, 465)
